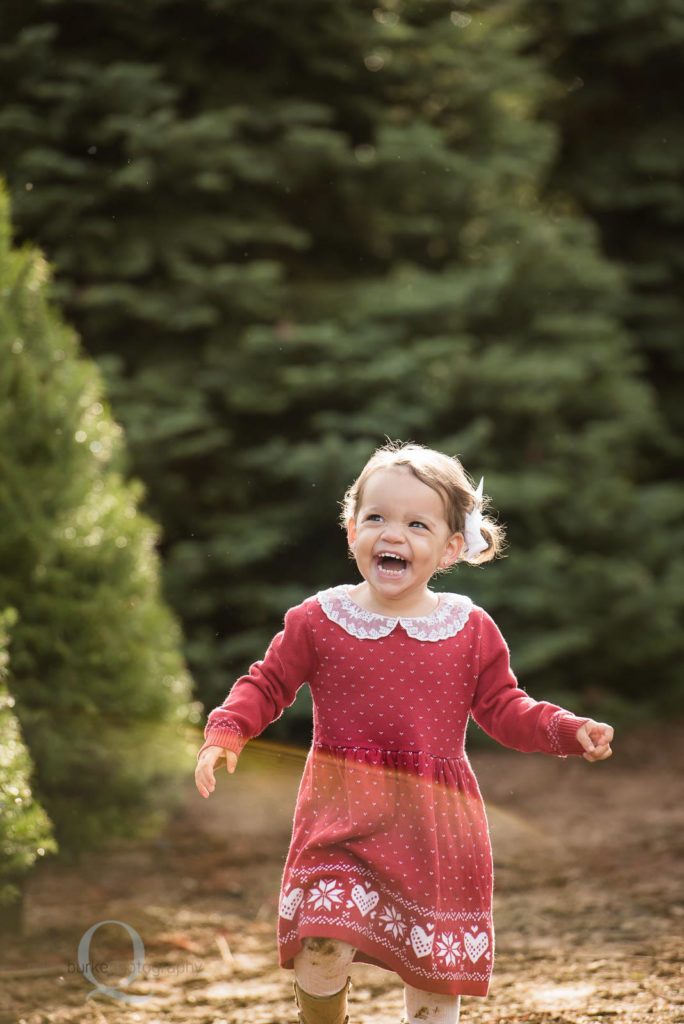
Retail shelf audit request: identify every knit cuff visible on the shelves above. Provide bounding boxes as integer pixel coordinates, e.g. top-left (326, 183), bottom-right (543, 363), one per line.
top-left (197, 723), bottom-right (247, 762)
top-left (548, 711), bottom-right (591, 758)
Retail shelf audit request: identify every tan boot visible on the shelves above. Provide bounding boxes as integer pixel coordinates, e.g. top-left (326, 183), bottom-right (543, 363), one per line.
top-left (293, 976), bottom-right (352, 1024)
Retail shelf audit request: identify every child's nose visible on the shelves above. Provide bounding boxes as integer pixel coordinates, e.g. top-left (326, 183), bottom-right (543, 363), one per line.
top-left (380, 522), bottom-right (405, 542)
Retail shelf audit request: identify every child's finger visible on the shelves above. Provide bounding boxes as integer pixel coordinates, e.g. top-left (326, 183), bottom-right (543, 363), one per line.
top-left (577, 723), bottom-right (596, 754)
top-left (194, 761), bottom-right (216, 797)
top-left (584, 742), bottom-right (612, 762)
top-left (589, 722), bottom-right (614, 745)
top-left (197, 774), bottom-right (215, 798)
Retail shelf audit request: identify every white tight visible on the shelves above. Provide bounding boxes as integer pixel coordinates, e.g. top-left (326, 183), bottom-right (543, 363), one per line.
top-left (401, 986), bottom-right (461, 1024)
top-left (293, 936), bottom-right (461, 1024)
top-left (293, 936), bottom-right (356, 997)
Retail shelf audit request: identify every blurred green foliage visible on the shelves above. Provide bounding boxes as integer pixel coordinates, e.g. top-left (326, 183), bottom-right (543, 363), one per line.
top-left (0, 608), bottom-right (57, 929)
top-left (0, 0), bottom-right (681, 740)
top-left (522, 0), bottom-right (684, 471)
top-left (0, 184), bottom-right (198, 865)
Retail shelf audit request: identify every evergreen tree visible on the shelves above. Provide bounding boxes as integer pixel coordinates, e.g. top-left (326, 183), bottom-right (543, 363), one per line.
top-left (0, 609), bottom-right (57, 933)
top-left (520, 0), bottom-right (684, 469)
top-left (0, 182), bottom-right (198, 860)
top-left (0, 1), bottom-right (680, 723)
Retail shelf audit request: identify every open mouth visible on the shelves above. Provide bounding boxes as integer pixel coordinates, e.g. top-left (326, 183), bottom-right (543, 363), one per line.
top-left (375, 553), bottom-right (409, 577)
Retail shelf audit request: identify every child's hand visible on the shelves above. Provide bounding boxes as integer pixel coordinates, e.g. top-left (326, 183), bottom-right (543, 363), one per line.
top-left (195, 745), bottom-right (239, 798)
top-left (576, 720), bottom-right (614, 762)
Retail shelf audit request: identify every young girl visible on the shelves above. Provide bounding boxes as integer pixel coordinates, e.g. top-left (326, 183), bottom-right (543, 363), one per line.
top-left (195, 441), bottom-right (614, 1024)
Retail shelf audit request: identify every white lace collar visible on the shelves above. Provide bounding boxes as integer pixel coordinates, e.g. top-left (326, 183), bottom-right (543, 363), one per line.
top-left (316, 584), bottom-right (474, 642)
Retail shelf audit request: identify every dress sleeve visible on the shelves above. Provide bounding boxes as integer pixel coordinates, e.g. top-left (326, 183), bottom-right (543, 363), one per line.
top-left (196, 600), bottom-right (317, 762)
top-left (469, 609), bottom-right (590, 758)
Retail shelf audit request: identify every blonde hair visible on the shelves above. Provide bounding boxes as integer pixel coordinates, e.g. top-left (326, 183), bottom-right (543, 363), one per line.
top-left (339, 440), bottom-right (507, 567)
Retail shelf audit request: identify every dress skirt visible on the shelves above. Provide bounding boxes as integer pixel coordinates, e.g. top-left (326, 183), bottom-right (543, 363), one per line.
top-left (277, 741), bottom-right (495, 997)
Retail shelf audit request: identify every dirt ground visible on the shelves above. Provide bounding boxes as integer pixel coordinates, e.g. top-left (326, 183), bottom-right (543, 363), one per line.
top-left (1, 722), bottom-right (682, 1024)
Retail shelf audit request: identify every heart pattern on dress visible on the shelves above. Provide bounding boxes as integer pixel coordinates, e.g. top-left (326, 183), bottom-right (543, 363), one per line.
top-left (410, 923), bottom-right (435, 958)
top-left (464, 929), bottom-right (489, 962)
top-left (280, 859), bottom-right (493, 983)
top-left (279, 887), bottom-right (304, 920)
top-left (351, 884), bottom-right (379, 917)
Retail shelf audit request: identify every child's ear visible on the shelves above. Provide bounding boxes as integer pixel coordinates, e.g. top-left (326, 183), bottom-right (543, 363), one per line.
top-left (346, 519), bottom-right (357, 551)
top-left (440, 532), bottom-right (465, 568)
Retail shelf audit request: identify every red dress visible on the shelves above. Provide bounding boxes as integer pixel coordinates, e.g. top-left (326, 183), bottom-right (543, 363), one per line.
top-left (198, 585), bottom-right (589, 996)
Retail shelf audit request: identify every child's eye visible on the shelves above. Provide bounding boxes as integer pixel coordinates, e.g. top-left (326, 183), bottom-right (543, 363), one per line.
top-left (410, 521), bottom-right (428, 530)
top-left (365, 514), bottom-right (383, 522)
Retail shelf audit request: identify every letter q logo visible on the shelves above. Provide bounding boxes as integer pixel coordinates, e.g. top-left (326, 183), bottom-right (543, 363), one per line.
top-left (77, 919), bottom-right (152, 1004)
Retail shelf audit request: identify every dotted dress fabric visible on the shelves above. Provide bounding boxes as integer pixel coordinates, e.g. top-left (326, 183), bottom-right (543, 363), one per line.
top-left (198, 585), bottom-right (590, 997)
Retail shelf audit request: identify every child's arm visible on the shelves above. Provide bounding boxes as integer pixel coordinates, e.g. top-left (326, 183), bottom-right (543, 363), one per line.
top-left (469, 609), bottom-right (612, 760)
top-left (195, 599), bottom-right (316, 771)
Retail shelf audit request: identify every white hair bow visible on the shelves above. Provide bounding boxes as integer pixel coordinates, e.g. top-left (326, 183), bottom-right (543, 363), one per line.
top-left (463, 477), bottom-right (488, 559)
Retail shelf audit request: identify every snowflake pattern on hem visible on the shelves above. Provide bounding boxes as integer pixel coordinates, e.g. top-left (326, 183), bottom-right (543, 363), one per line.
top-left (278, 861), bottom-right (494, 996)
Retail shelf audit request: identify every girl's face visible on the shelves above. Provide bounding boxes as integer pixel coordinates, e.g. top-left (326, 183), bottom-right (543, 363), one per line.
top-left (346, 466), bottom-right (464, 612)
